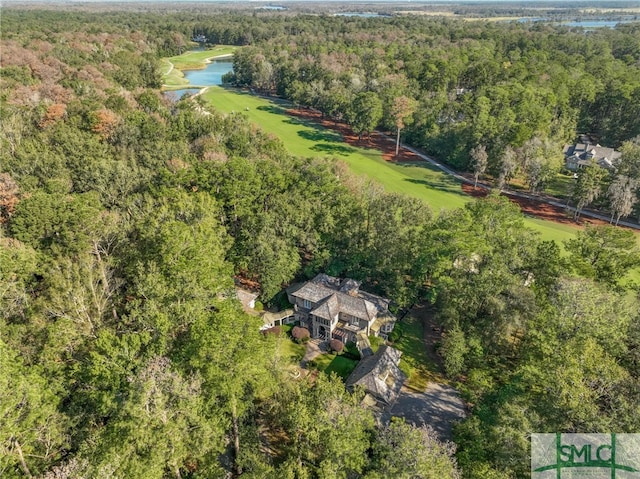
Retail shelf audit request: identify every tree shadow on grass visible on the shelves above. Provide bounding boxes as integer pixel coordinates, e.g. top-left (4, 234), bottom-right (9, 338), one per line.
top-left (298, 128), bottom-right (343, 143)
top-left (257, 104), bottom-right (287, 115)
top-left (403, 178), bottom-right (468, 198)
top-left (311, 143), bottom-right (357, 156)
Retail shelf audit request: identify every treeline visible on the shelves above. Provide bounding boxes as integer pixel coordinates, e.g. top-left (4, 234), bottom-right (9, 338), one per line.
top-left (221, 15), bottom-right (640, 219)
top-left (1, 9), bottom-right (640, 479)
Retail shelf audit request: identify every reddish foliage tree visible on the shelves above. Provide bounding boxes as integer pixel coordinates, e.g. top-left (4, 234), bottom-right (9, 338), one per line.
top-left (329, 339), bottom-right (344, 353)
top-left (0, 173), bottom-right (20, 223)
top-left (292, 326), bottom-right (310, 343)
top-left (91, 109), bottom-right (120, 140)
top-left (38, 103), bottom-right (67, 129)
top-left (261, 326), bottom-right (282, 336)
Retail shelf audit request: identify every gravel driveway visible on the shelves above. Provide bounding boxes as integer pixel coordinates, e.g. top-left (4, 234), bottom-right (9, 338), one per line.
top-left (389, 383), bottom-right (466, 441)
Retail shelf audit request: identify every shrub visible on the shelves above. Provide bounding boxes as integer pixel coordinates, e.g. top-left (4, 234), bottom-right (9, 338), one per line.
top-left (369, 335), bottom-right (384, 352)
top-left (292, 326), bottom-right (310, 343)
top-left (329, 339), bottom-right (344, 354)
top-left (344, 341), bottom-right (361, 360)
top-left (388, 327), bottom-right (402, 343)
top-left (261, 325), bottom-right (281, 336)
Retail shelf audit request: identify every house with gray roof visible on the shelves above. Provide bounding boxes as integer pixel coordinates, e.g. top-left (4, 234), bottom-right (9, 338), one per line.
top-left (563, 142), bottom-right (621, 172)
top-left (286, 274), bottom-right (396, 344)
top-left (345, 345), bottom-right (407, 407)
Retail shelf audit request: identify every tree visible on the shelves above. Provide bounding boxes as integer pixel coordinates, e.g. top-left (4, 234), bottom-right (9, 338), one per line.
top-left (391, 95), bottom-right (417, 157)
top-left (365, 419), bottom-right (460, 479)
top-left (519, 137), bottom-right (562, 193)
top-left (10, 191), bottom-right (103, 256)
top-left (470, 144), bottom-right (488, 188)
top-left (0, 173), bottom-right (20, 222)
top-left (85, 356), bottom-right (222, 479)
top-left (440, 325), bottom-right (468, 377)
top-left (564, 224), bottom-right (640, 285)
top-left (497, 146), bottom-right (517, 192)
top-left (0, 338), bottom-right (69, 478)
top-left (348, 92), bottom-right (383, 140)
top-left (272, 374), bottom-right (375, 478)
top-left (572, 160), bottom-right (607, 219)
top-left (608, 175), bottom-right (639, 225)
top-left (550, 277), bottom-right (635, 357)
top-left (187, 302), bottom-right (270, 477)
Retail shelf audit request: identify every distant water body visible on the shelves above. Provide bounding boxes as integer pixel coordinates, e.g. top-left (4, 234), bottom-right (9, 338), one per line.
top-left (562, 19), bottom-right (636, 28)
top-left (518, 17), bottom-right (638, 28)
top-left (334, 12), bottom-right (392, 18)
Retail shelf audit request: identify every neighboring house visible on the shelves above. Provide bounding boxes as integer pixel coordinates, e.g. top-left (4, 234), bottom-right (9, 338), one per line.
top-left (563, 142), bottom-right (621, 171)
top-left (345, 345), bottom-right (407, 408)
top-left (286, 274), bottom-right (396, 343)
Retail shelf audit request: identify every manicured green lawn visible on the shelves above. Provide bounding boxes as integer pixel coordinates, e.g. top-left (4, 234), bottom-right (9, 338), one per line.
top-left (201, 87), bottom-right (584, 241)
top-left (311, 353), bottom-right (359, 380)
top-left (166, 46), bottom-right (237, 68)
top-left (172, 57), bottom-right (640, 262)
top-left (276, 326), bottom-right (306, 364)
top-left (391, 315), bottom-right (443, 391)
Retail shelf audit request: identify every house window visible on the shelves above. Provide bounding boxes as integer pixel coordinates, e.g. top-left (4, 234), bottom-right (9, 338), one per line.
top-left (303, 299), bottom-right (311, 309)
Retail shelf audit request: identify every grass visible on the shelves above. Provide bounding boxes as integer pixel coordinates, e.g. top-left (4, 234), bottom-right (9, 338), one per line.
top-left (171, 53), bottom-right (640, 248)
top-left (167, 46), bottom-right (237, 68)
top-left (311, 353), bottom-right (359, 380)
top-left (544, 173), bottom-right (575, 200)
top-left (201, 87), bottom-right (584, 242)
top-left (391, 315), bottom-right (442, 391)
top-left (194, 75), bottom-right (640, 281)
top-left (276, 325), bottom-right (306, 364)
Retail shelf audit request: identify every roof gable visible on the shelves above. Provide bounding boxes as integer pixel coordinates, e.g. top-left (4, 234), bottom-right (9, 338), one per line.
top-left (291, 274), bottom-right (393, 322)
top-left (346, 345), bottom-right (407, 405)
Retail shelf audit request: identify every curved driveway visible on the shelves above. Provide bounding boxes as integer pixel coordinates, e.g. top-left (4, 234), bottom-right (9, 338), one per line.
top-left (389, 383), bottom-right (466, 441)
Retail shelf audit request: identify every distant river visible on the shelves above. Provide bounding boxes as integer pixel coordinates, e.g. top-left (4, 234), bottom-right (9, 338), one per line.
top-left (165, 57), bottom-right (234, 100)
top-left (518, 17), bottom-right (638, 28)
top-left (561, 19), bottom-right (636, 28)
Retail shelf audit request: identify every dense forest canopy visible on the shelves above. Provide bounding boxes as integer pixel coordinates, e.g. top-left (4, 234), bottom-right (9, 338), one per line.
top-left (1, 6), bottom-right (639, 479)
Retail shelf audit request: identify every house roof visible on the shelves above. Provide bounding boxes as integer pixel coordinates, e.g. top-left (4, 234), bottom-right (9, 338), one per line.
top-left (261, 309), bottom-right (294, 329)
top-left (346, 345), bottom-right (407, 405)
top-left (310, 294), bottom-right (340, 321)
top-left (371, 311), bottom-right (396, 332)
top-left (564, 142), bottom-right (621, 170)
top-left (291, 274), bottom-right (393, 322)
top-left (235, 288), bottom-right (259, 312)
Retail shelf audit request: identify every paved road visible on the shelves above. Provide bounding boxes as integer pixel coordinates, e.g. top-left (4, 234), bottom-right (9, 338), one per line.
top-left (389, 383), bottom-right (466, 441)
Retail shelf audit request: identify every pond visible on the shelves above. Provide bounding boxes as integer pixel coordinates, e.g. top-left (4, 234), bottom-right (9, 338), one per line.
top-left (165, 57), bottom-right (233, 100)
top-left (182, 58), bottom-right (234, 86)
